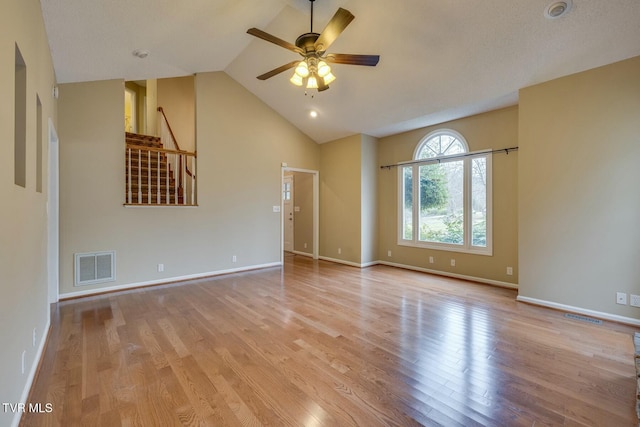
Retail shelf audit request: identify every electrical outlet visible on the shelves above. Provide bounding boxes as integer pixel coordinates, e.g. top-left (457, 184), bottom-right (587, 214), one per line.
top-left (616, 292), bottom-right (627, 305)
top-left (387, 250), bottom-right (392, 257)
top-left (157, 263), bottom-right (164, 272)
top-left (429, 256), bottom-right (434, 264)
top-left (506, 267), bottom-right (513, 276)
top-left (232, 255), bottom-right (237, 263)
top-left (304, 243), bottom-right (307, 249)
top-left (630, 294), bottom-right (640, 307)
top-left (338, 248), bottom-right (342, 255)
top-left (450, 259), bottom-right (456, 267)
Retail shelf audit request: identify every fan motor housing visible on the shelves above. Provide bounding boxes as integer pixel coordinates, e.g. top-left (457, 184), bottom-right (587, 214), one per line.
top-left (295, 32), bottom-right (320, 54)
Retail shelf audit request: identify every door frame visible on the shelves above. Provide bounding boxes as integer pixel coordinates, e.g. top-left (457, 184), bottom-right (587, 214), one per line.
top-left (281, 167), bottom-right (319, 262)
top-left (47, 118), bottom-right (59, 304)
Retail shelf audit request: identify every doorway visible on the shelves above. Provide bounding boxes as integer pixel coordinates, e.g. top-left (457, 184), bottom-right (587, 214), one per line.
top-left (124, 87), bottom-right (137, 132)
top-left (281, 168), bottom-right (319, 261)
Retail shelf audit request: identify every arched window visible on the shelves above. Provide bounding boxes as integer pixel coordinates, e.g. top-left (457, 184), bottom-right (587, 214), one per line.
top-left (399, 129), bottom-right (492, 254)
top-left (414, 130), bottom-right (468, 159)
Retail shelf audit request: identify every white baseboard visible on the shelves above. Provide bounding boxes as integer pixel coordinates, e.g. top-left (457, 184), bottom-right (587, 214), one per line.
top-left (12, 316), bottom-right (51, 427)
top-left (516, 295), bottom-right (640, 326)
top-left (291, 250), bottom-right (314, 258)
top-left (59, 262), bottom-right (282, 300)
top-left (377, 260), bottom-right (519, 289)
top-left (316, 257), bottom-right (518, 288)
top-left (319, 256), bottom-right (378, 268)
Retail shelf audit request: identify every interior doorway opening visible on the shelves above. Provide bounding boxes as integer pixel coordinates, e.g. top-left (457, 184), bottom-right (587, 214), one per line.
top-left (281, 168), bottom-right (319, 262)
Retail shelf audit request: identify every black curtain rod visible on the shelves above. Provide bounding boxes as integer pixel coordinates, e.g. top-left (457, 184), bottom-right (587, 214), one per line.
top-left (379, 146), bottom-right (519, 170)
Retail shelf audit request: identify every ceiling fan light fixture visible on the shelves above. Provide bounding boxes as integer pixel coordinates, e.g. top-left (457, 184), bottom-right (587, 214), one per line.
top-left (290, 72), bottom-right (304, 86)
top-left (295, 61), bottom-right (310, 77)
top-left (322, 71), bottom-right (336, 85)
top-left (306, 75), bottom-right (319, 89)
top-left (317, 61), bottom-right (331, 77)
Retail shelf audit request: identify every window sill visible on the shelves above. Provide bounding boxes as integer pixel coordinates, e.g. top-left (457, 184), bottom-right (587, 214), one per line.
top-left (397, 240), bottom-right (492, 256)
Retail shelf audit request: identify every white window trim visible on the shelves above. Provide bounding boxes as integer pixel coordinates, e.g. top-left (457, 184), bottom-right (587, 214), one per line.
top-left (412, 128), bottom-right (469, 159)
top-left (398, 134), bottom-right (493, 256)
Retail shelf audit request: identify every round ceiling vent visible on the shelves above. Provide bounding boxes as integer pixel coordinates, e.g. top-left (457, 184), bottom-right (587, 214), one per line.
top-left (545, 1), bottom-right (572, 19)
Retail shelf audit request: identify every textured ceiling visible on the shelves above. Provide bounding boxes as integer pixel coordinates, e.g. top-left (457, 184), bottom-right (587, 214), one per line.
top-left (41, 0), bottom-right (640, 143)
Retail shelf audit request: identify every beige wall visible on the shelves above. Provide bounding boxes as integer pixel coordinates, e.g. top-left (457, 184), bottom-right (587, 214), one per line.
top-left (361, 134), bottom-right (378, 265)
top-left (377, 107), bottom-right (519, 284)
top-left (292, 172), bottom-right (314, 255)
top-left (157, 76), bottom-right (196, 152)
top-left (319, 134), bottom-right (379, 265)
top-left (58, 72), bottom-right (319, 296)
top-left (145, 79), bottom-right (158, 136)
top-left (519, 56), bottom-right (640, 318)
top-left (320, 134), bottom-right (363, 263)
top-left (0, 0), bottom-right (57, 422)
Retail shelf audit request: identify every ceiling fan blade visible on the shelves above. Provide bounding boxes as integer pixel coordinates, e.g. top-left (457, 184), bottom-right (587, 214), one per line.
top-left (326, 53), bottom-right (380, 66)
top-left (247, 28), bottom-right (303, 54)
top-left (314, 8), bottom-right (355, 53)
top-left (256, 61), bottom-right (300, 80)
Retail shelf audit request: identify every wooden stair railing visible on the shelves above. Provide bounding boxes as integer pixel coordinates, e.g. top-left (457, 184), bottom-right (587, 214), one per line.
top-left (125, 132), bottom-right (197, 206)
top-left (157, 107), bottom-right (195, 182)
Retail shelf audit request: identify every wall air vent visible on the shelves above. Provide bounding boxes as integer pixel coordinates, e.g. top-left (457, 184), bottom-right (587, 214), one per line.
top-left (74, 251), bottom-right (116, 286)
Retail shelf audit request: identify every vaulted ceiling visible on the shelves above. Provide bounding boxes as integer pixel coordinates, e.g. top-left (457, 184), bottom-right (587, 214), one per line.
top-left (40, 0), bottom-right (640, 143)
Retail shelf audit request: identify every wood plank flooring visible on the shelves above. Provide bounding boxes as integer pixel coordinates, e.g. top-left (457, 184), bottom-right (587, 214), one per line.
top-left (21, 256), bottom-right (639, 426)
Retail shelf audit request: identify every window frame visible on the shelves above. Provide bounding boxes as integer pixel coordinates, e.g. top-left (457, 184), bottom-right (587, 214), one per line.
top-left (398, 129), bottom-right (493, 256)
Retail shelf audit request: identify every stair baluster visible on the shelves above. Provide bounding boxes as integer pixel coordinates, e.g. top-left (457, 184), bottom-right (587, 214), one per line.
top-left (191, 158), bottom-right (196, 205)
top-left (165, 152), bottom-right (170, 204)
top-left (127, 147), bottom-right (132, 204)
top-left (147, 150), bottom-right (151, 204)
top-left (174, 153), bottom-right (179, 205)
top-left (137, 149), bottom-right (142, 203)
top-left (156, 151), bottom-right (161, 204)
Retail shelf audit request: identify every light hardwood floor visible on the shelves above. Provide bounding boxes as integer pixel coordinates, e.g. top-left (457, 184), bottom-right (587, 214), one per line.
top-left (22, 255), bottom-right (638, 426)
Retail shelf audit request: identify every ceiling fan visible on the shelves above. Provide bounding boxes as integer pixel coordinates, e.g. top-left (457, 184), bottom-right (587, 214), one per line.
top-left (246, 0), bottom-right (380, 92)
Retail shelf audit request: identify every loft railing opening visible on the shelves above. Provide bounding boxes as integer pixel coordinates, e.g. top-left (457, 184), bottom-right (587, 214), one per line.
top-left (124, 106), bottom-right (197, 206)
top-left (124, 77), bottom-right (197, 207)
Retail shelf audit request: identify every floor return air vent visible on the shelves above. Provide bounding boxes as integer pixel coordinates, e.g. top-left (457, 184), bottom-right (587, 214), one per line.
top-left (564, 312), bottom-right (602, 325)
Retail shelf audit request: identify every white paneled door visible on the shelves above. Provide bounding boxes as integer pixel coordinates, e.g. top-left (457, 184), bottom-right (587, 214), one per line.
top-left (283, 175), bottom-right (294, 252)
